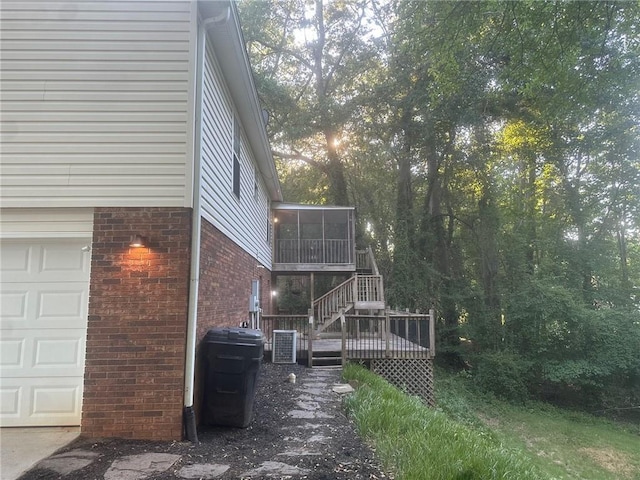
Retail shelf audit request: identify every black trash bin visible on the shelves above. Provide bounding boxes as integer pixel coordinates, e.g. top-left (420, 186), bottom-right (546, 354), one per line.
top-left (202, 327), bottom-right (264, 428)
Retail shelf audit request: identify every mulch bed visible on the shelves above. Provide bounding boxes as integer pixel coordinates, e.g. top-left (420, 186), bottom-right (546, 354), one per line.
top-left (20, 362), bottom-right (389, 479)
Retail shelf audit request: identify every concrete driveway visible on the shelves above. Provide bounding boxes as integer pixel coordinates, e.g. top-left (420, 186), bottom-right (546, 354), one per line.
top-left (0, 427), bottom-right (80, 480)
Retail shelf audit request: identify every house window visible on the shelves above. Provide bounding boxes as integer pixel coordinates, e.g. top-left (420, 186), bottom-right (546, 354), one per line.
top-left (254, 169), bottom-right (259, 198)
top-left (267, 208), bottom-right (271, 243)
top-left (233, 116), bottom-right (240, 198)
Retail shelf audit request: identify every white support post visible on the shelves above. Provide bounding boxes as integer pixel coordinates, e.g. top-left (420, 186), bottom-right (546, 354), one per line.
top-left (429, 308), bottom-right (436, 358)
top-left (340, 309), bottom-right (347, 366)
top-left (308, 309), bottom-right (314, 367)
top-left (385, 307), bottom-right (390, 357)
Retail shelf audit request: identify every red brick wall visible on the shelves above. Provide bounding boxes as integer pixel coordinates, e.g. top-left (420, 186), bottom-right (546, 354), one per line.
top-left (193, 218), bottom-right (272, 420)
top-left (83, 207), bottom-right (191, 441)
top-left (196, 218), bottom-right (272, 339)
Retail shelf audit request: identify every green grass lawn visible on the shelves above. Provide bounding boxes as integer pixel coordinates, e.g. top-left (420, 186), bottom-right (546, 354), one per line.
top-left (343, 364), bottom-right (640, 480)
top-left (472, 397), bottom-right (640, 479)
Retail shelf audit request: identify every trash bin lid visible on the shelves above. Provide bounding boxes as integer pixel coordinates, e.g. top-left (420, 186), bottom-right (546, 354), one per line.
top-left (204, 327), bottom-right (264, 346)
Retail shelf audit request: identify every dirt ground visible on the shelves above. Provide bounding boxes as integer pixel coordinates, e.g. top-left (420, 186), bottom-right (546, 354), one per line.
top-left (20, 362), bottom-right (389, 480)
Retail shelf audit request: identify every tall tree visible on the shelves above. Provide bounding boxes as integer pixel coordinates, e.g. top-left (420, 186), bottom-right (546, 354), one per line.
top-left (243, 0), bottom-right (640, 409)
top-left (240, 0), bottom-right (382, 206)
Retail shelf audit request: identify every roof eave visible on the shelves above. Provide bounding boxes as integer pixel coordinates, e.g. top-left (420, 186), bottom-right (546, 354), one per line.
top-left (199, 0), bottom-right (283, 202)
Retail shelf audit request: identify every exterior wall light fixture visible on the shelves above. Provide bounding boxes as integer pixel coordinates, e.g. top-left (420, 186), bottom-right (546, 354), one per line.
top-left (129, 234), bottom-right (149, 248)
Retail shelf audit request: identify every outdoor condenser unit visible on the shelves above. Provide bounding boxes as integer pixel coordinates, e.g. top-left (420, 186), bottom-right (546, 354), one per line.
top-left (272, 330), bottom-right (297, 364)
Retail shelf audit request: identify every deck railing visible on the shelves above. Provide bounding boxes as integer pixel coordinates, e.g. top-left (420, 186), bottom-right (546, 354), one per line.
top-left (341, 310), bottom-right (435, 361)
top-left (275, 238), bottom-right (351, 264)
top-left (355, 275), bottom-right (384, 307)
top-left (356, 247), bottom-right (379, 275)
top-left (313, 276), bottom-right (355, 327)
top-left (313, 274), bottom-right (384, 332)
top-left (261, 309), bottom-right (435, 366)
top-left (261, 315), bottom-right (310, 359)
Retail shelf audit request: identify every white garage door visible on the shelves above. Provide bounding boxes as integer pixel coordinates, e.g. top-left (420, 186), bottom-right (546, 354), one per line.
top-left (1, 238), bottom-right (91, 426)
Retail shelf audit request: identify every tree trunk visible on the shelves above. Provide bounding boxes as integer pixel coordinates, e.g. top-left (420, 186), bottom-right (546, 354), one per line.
top-left (421, 135), bottom-right (461, 363)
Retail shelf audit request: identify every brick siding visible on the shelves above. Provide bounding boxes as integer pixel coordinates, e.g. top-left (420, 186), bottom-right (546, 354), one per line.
top-left (83, 207), bottom-right (192, 441)
top-left (194, 218), bottom-right (272, 421)
top-left (197, 218), bottom-right (272, 338)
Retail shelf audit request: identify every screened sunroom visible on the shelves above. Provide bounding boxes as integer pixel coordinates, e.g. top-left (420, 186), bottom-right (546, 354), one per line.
top-left (271, 204), bottom-right (356, 272)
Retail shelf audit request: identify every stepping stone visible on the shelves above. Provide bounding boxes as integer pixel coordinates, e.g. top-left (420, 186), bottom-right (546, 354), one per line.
top-left (302, 382), bottom-right (329, 388)
top-left (241, 460), bottom-right (310, 477)
top-left (299, 387), bottom-right (327, 396)
top-left (178, 463), bottom-right (229, 479)
top-left (104, 453), bottom-right (180, 480)
top-left (296, 400), bottom-right (321, 410)
top-left (309, 369), bottom-right (340, 376)
top-left (307, 433), bottom-right (331, 443)
top-left (288, 409), bottom-right (333, 419)
top-left (332, 384), bottom-right (355, 394)
top-left (296, 394), bottom-right (315, 401)
top-left (285, 422), bottom-right (323, 430)
top-left (37, 449), bottom-right (99, 475)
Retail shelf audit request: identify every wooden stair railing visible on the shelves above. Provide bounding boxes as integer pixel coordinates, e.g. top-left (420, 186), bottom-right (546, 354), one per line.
top-left (313, 274), bottom-right (385, 334)
top-left (313, 276), bottom-right (355, 333)
top-left (355, 246), bottom-right (380, 275)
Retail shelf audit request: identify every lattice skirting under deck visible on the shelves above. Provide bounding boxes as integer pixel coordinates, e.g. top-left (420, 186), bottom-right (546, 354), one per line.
top-left (371, 358), bottom-right (435, 406)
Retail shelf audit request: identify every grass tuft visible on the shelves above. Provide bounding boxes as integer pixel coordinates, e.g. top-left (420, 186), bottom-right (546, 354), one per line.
top-left (343, 363), bottom-right (545, 480)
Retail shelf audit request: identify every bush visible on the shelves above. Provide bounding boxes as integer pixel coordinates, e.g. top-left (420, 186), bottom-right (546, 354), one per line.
top-left (473, 352), bottom-right (532, 402)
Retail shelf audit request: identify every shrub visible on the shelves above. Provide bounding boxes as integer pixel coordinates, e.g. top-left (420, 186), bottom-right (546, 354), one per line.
top-left (473, 352), bottom-right (532, 402)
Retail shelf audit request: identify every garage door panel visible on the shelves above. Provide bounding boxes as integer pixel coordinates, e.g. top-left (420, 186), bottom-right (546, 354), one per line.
top-left (36, 284), bottom-right (88, 326)
top-left (1, 385), bottom-right (21, 416)
top-left (0, 290), bottom-right (29, 323)
top-left (1, 329), bottom-right (86, 377)
top-left (34, 333), bottom-right (85, 373)
top-left (39, 243), bottom-right (90, 280)
top-left (0, 244), bottom-right (33, 279)
top-left (0, 240), bottom-right (90, 283)
top-left (2, 283), bottom-right (87, 329)
top-left (1, 337), bottom-right (25, 367)
top-left (0, 378), bottom-right (82, 427)
top-left (32, 384), bottom-right (82, 416)
top-left (1, 237), bottom-right (90, 426)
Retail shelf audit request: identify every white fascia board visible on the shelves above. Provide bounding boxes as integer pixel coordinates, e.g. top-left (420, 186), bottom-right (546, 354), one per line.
top-left (198, 0), bottom-right (282, 202)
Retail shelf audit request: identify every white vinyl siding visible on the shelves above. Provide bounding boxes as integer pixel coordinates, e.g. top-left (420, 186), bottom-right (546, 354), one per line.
top-left (0, 1), bottom-right (197, 208)
top-left (200, 37), bottom-right (272, 268)
top-left (0, 208), bottom-right (94, 239)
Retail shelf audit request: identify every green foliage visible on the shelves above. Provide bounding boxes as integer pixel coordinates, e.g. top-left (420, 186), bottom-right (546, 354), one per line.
top-left (434, 368), bottom-right (640, 479)
top-left (343, 363), bottom-right (546, 480)
top-left (472, 352), bottom-right (533, 403)
top-left (242, 0), bottom-right (640, 412)
top-left (540, 308), bottom-right (640, 415)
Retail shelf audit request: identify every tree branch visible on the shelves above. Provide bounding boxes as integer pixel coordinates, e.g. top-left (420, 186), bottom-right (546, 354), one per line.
top-left (272, 150), bottom-right (324, 170)
top-left (251, 38), bottom-right (313, 70)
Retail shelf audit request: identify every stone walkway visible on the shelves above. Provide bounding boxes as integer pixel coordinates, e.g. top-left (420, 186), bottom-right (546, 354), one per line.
top-left (19, 366), bottom-right (386, 480)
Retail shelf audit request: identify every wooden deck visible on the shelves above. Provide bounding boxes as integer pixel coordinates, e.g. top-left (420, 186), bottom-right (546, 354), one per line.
top-left (261, 319), bottom-right (436, 406)
top-left (264, 332), bottom-right (430, 361)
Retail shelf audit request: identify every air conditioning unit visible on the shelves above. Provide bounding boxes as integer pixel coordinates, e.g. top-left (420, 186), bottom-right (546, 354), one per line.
top-left (272, 330), bottom-right (297, 364)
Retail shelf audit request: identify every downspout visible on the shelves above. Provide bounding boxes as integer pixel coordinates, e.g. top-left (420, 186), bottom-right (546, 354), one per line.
top-left (184, 2), bottom-right (232, 445)
top-left (183, 9), bottom-right (208, 445)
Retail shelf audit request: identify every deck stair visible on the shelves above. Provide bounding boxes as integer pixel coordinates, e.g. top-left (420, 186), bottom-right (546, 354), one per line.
top-left (312, 247), bottom-right (385, 336)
